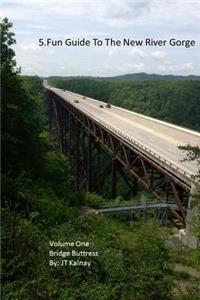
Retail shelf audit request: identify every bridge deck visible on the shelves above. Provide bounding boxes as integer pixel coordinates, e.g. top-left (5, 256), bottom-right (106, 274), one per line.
top-left (48, 86), bottom-right (200, 183)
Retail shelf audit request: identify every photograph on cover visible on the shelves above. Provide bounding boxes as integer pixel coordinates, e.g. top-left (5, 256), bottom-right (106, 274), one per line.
top-left (1, 0), bottom-right (200, 299)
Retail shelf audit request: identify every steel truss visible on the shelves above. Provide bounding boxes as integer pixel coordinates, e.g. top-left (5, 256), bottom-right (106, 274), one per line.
top-left (46, 90), bottom-right (191, 228)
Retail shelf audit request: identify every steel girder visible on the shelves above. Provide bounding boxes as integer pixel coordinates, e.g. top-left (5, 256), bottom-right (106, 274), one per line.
top-left (47, 90), bottom-right (191, 227)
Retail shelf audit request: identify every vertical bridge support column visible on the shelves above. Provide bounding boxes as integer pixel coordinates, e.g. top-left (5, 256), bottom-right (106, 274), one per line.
top-left (112, 157), bottom-right (117, 199)
top-left (95, 142), bottom-right (101, 194)
top-left (76, 121), bottom-right (80, 191)
top-left (87, 134), bottom-right (92, 192)
top-left (180, 183), bottom-right (200, 248)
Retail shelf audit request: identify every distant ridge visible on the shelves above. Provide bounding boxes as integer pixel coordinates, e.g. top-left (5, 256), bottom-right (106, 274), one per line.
top-left (47, 72), bottom-right (200, 81)
top-left (100, 72), bottom-right (200, 81)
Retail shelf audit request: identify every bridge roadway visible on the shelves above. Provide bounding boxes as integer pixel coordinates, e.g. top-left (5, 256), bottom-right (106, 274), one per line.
top-left (47, 86), bottom-right (200, 186)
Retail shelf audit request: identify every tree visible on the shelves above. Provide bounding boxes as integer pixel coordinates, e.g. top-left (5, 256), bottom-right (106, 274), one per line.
top-left (0, 17), bottom-right (17, 73)
top-left (1, 18), bottom-right (43, 174)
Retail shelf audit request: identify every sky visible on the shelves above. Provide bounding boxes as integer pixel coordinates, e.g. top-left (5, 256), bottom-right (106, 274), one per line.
top-left (2, 0), bottom-right (200, 77)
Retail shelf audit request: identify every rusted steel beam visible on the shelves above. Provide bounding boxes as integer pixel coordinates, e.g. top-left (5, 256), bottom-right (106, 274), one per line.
top-left (111, 158), bottom-right (117, 199)
top-left (87, 134), bottom-right (92, 192)
top-left (47, 91), bottom-right (191, 227)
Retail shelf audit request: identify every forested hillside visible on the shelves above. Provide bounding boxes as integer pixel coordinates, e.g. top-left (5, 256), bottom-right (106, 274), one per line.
top-left (1, 18), bottom-right (200, 300)
top-left (48, 72), bottom-right (200, 82)
top-left (49, 78), bottom-right (200, 131)
top-left (100, 73), bottom-right (200, 81)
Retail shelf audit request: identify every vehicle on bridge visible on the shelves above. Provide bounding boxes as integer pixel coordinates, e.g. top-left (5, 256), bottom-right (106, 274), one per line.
top-left (105, 103), bottom-right (111, 108)
top-left (74, 100), bottom-right (79, 103)
top-left (99, 104), bottom-right (104, 108)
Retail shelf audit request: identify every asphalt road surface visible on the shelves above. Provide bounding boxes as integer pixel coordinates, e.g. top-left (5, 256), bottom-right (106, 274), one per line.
top-left (48, 87), bottom-right (200, 180)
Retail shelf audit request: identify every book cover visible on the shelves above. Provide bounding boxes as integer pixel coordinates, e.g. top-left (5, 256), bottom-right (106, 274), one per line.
top-left (1, 1), bottom-right (200, 299)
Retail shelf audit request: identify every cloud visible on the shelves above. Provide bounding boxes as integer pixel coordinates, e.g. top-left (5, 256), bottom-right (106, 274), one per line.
top-left (157, 62), bottom-right (194, 74)
top-left (129, 48), bottom-right (146, 59)
top-left (26, 24), bottom-right (54, 30)
top-left (18, 42), bottom-right (41, 52)
top-left (151, 51), bottom-right (167, 60)
top-left (5, 0), bottom-right (200, 28)
top-left (4, 0), bottom-right (200, 76)
top-left (104, 0), bottom-right (152, 20)
top-left (48, 49), bottom-right (55, 55)
top-left (127, 63), bottom-right (145, 72)
top-left (108, 48), bottom-right (118, 57)
top-left (89, 0), bottom-right (200, 28)
top-left (15, 30), bottom-right (33, 36)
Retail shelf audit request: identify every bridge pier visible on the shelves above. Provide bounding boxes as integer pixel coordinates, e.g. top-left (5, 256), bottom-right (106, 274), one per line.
top-left (47, 91), bottom-right (59, 140)
top-left (96, 142), bottom-right (101, 194)
top-left (111, 158), bottom-right (117, 199)
top-left (180, 183), bottom-right (200, 248)
top-left (87, 134), bottom-right (92, 192)
top-left (76, 121), bottom-right (80, 191)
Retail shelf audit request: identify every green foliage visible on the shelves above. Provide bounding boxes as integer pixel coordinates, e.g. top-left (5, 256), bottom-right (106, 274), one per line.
top-left (178, 145), bottom-right (200, 171)
top-left (50, 77), bottom-right (110, 101)
top-left (110, 80), bottom-right (200, 131)
top-left (49, 77), bottom-right (200, 131)
top-left (0, 17), bottom-right (17, 72)
top-left (83, 192), bottom-right (106, 208)
top-left (22, 75), bottom-right (44, 94)
top-left (2, 214), bottom-right (174, 300)
top-left (122, 222), bottom-right (172, 300)
top-left (1, 18), bottom-right (42, 174)
top-left (170, 247), bottom-right (200, 272)
top-left (175, 282), bottom-right (200, 300)
top-left (48, 72), bottom-right (200, 82)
